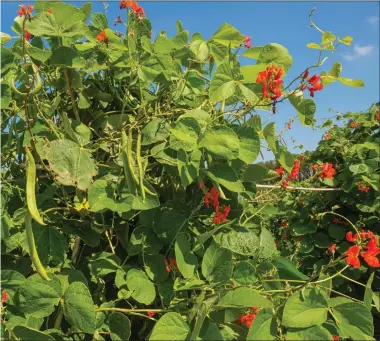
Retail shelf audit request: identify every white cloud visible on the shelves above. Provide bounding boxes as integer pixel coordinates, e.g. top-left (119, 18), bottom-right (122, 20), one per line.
top-left (366, 15), bottom-right (379, 25)
top-left (342, 44), bottom-right (375, 61)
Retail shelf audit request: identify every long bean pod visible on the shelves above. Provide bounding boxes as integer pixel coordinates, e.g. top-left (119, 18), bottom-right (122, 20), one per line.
top-left (25, 147), bottom-right (46, 225)
top-left (121, 130), bottom-right (137, 195)
top-left (25, 211), bottom-right (51, 281)
top-left (136, 131), bottom-right (146, 203)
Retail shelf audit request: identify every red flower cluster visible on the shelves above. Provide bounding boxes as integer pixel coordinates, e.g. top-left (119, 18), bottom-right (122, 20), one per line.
top-left (345, 231), bottom-right (379, 268)
top-left (312, 163), bottom-right (336, 180)
top-left (204, 186), bottom-right (230, 225)
top-left (18, 4), bottom-right (33, 18)
top-left (237, 307), bottom-right (259, 328)
top-left (323, 133), bottom-right (331, 140)
top-left (275, 166), bottom-right (285, 176)
top-left (147, 311), bottom-right (156, 318)
top-left (358, 182), bottom-right (370, 192)
top-left (328, 243), bottom-right (336, 254)
top-left (120, 1), bottom-right (145, 18)
top-left (288, 159), bottom-right (301, 180)
top-left (24, 30), bottom-right (32, 41)
top-left (333, 336), bottom-right (339, 341)
top-left (301, 70), bottom-right (323, 97)
top-left (256, 65), bottom-right (284, 100)
top-left (96, 30), bottom-right (108, 46)
top-left (1, 290), bottom-right (7, 303)
top-left (243, 36), bottom-right (252, 48)
top-left (164, 258), bottom-right (178, 273)
top-left (349, 121), bottom-right (360, 128)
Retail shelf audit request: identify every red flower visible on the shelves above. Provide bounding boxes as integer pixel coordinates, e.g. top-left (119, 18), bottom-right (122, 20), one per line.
top-left (275, 166), bottom-right (285, 176)
top-left (332, 336), bottom-right (339, 341)
top-left (288, 159), bottom-right (301, 180)
top-left (205, 186), bottom-right (220, 211)
top-left (199, 182), bottom-right (204, 190)
top-left (346, 245), bottom-right (361, 268)
top-left (328, 244), bottom-right (336, 254)
top-left (358, 182), bottom-right (370, 192)
top-left (1, 290), bottom-right (7, 303)
top-left (213, 205), bottom-right (230, 225)
top-left (306, 74), bottom-right (323, 97)
top-left (120, 1), bottom-right (145, 17)
top-left (349, 121), bottom-right (360, 128)
top-left (96, 30), bottom-right (108, 46)
top-left (312, 164), bottom-right (319, 170)
top-left (319, 163), bottom-right (336, 180)
top-left (366, 237), bottom-right (378, 249)
top-left (302, 69), bottom-right (309, 79)
top-left (256, 65), bottom-right (284, 100)
top-left (346, 231), bottom-right (358, 243)
top-left (243, 36), bottom-right (252, 48)
top-left (281, 180), bottom-right (289, 189)
top-left (367, 231), bottom-right (374, 239)
top-left (280, 220), bottom-right (288, 229)
top-left (164, 258), bottom-right (171, 273)
top-left (18, 4), bottom-right (33, 17)
top-left (24, 30), bottom-right (32, 41)
top-left (47, 9), bottom-right (52, 14)
top-left (323, 133), bottom-right (331, 140)
top-left (147, 311), bottom-right (156, 318)
top-left (237, 312), bottom-right (256, 328)
top-left (361, 247), bottom-right (380, 268)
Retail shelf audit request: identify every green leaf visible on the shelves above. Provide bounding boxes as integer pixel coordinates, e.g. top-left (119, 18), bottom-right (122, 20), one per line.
top-left (256, 43), bottom-right (293, 71)
top-left (276, 148), bottom-right (294, 172)
top-left (210, 23), bottom-right (244, 48)
top-left (233, 262), bottom-right (257, 285)
top-left (243, 164), bottom-right (279, 182)
top-left (1, 270), bottom-right (26, 303)
top-left (87, 252), bottom-right (121, 277)
top-left (238, 84), bottom-right (260, 105)
top-left (189, 39), bottom-right (209, 61)
top-left (214, 227), bottom-right (259, 256)
top-left (198, 125), bottom-right (239, 160)
top-left (109, 312), bottom-right (131, 341)
top-left (282, 288), bottom-right (328, 328)
top-left (24, 13), bottom-right (58, 37)
top-left (92, 13), bottom-right (108, 29)
top-left (329, 62), bottom-right (342, 78)
top-left (88, 180), bottom-right (133, 214)
top-left (37, 138), bottom-right (97, 190)
top-left (144, 254), bottom-right (169, 283)
top-left (292, 221), bottom-right (317, 236)
top-left (288, 94), bottom-right (316, 126)
top-left (149, 312), bottom-right (190, 340)
top-left (170, 117), bottom-right (201, 151)
top-left (337, 77), bottom-right (364, 87)
top-left (57, 269), bottom-right (88, 293)
top-left (231, 126), bottom-right (260, 164)
top-left (51, 46), bottom-right (85, 68)
top-left (247, 313), bottom-right (277, 340)
top-left (286, 325), bottom-right (333, 340)
top-left (175, 233), bottom-right (198, 279)
top-left (13, 326), bottom-right (54, 341)
top-left (27, 45), bottom-right (51, 62)
top-left (20, 275), bottom-right (61, 318)
top-left (263, 123), bottom-right (279, 154)
top-left (127, 225), bottom-right (163, 256)
top-left (142, 119), bottom-right (170, 145)
top-left (153, 209), bottom-right (188, 244)
top-left (32, 223), bottom-right (68, 266)
top-left (338, 35), bottom-right (353, 46)
top-left (240, 64), bottom-right (268, 83)
top-left (330, 301), bottom-right (374, 339)
top-left (209, 60), bottom-right (236, 103)
top-left (307, 43), bottom-right (322, 49)
top-left (63, 282), bottom-right (96, 334)
top-left (202, 241), bottom-right (232, 284)
top-left (217, 287), bottom-right (273, 308)
top-left (177, 149), bottom-right (200, 187)
top-left (204, 164), bottom-right (245, 193)
top-left (364, 273), bottom-right (374, 310)
top-left (1, 48), bottom-right (14, 73)
top-left (0, 32), bottom-right (11, 46)
top-left (322, 31), bottom-right (336, 45)
top-left (272, 257), bottom-right (308, 281)
top-left (126, 268), bottom-right (156, 304)
top-left (258, 227), bottom-right (276, 260)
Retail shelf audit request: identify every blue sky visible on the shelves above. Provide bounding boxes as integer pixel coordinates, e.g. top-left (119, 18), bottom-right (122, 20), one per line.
top-left (1, 1), bottom-right (379, 160)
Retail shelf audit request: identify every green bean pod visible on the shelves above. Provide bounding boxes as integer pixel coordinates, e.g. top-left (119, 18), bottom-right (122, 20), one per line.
top-left (136, 131), bottom-right (146, 203)
top-left (121, 130), bottom-right (138, 195)
top-left (11, 64), bottom-right (42, 97)
top-left (25, 147), bottom-right (46, 226)
top-left (25, 211), bottom-right (51, 281)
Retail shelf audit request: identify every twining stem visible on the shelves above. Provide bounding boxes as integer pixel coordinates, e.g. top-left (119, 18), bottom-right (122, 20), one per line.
top-left (95, 307), bottom-right (159, 320)
top-left (63, 69), bottom-right (80, 121)
top-left (312, 265), bottom-right (349, 285)
top-left (339, 273), bottom-right (366, 287)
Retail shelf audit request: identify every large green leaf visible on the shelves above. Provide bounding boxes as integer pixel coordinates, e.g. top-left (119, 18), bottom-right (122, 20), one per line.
top-left (288, 93), bottom-right (316, 126)
top-left (198, 125), bottom-right (239, 160)
top-left (37, 139), bottom-right (97, 190)
top-left (217, 287), bottom-right (273, 308)
top-left (142, 119), bottom-right (170, 145)
top-left (13, 326), bottom-right (54, 341)
top-left (153, 209), bottom-right (188, 244)
top-left (149, 312), bottom-right (190, 340)
top-left (51, 47), bottom-right (85, 68)
top-left (202, 241), bottom-right (232, 284)
top-left (63, 282), bottom-right (96, 334)
top-left (209, 60), bottom-right (236, 103)
top-left (231, 126), bottom-right (260, 164)
top-left (210, 23), bottom-right (244, 48)
top-left (126, 268), bottom-right (156, 304)
top-left (214, 227), bottom-right (259, 256)
top-left (20, 275), bottom-right (61, 318)
top-left (204, 164), bottom-right (244, 193)
top-left (175, 233), bottom-right (198, 279)
top-left (170, 117), bottom-right (201, 151)
top-left (282, 288), bottom-right (328, 328)
top-left (286, 325), bottom-right (333, 340)
top-left (233, 262), bottom-right (257, 285)
top-left (109, 312), bottom-right (131, 341)
top-left (144, 254), bottom-right (169, 283)
top-left (247, 313), bottom-right (277, 340)
top-left (32, 223), bottom-right (68, 266)
top-left (243, 164), bottom-right (279, 182)
top-left (87, 252), bottom-right (121, 277)
top-left (272, 257), bottom-right (308, 280)
top-left (256, 43), bottom-right (293, 70)
top-left (127, 225), bottom-right (163, 256)
top-left (263, 122), bottom-right (279, 154)
top-left (177, 149), bottom-right (200, 187)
